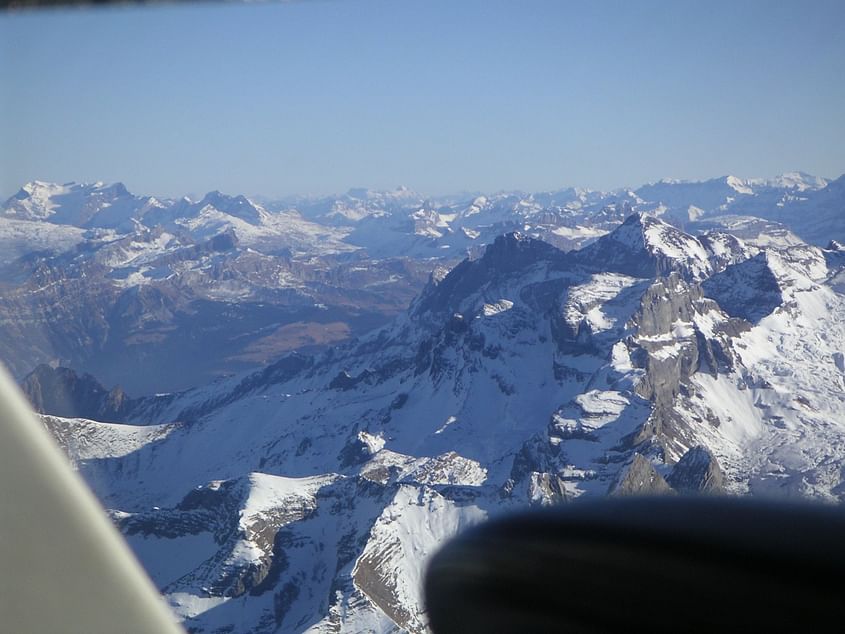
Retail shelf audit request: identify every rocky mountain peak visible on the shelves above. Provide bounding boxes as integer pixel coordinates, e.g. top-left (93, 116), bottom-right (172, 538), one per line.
top-left (21, 364), bottom-right (137, 422)
top-left (608, 453), bottom-right (674, 496)
top-left (576, 213), bottom-right (711, 280)
top-left (104, 181), bottom-right (130, 197)
top-left (197, 191), bottom-right (263, 224)
top-left (481, 231), bottom-right (562, 268)
top-left (667, 446), bottom-right (725, 494)
top-left (412, 232), bottom-right (563, 317)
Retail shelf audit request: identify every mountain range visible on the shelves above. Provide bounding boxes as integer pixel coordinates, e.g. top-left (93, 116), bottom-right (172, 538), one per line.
top-left (3, 172), bottom-right (842, 393)
top-left (3, 172), bottom-right (845, 632)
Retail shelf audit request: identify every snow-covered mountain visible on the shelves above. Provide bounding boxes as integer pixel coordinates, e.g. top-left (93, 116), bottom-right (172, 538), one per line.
top-left (273, 171), bottom-right (843, 257)
top-left (3, 173), bottom-right (844, 631)
top-left (0, 184), bottom-right (437, 393)
top-left (3, 180), bottom-right (158, 227)
top-left (26, 211), bottom-right (845, 633)
top-left (634, 172), bottom-right (842, 245)
top-left (4, 171), bottom-right (842, 258)
top-left (2, 171), bottom-right (841, 278)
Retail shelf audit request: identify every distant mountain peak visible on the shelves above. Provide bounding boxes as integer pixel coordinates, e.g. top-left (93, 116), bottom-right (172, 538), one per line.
top-left (605, 212), bottom-right (676, 249)
top-left (199, 190), bottom-right (250, 207)
top-left (4, 180), bottom-right (142, 225)
top-left (480, 231), bottom-right (561, 266)
top-left (756, 171), bottom-right (829, 191)
top-left (725, 175), bottom-right (753, 194)
top-left (195, 190), bottom-right (263, 224)
top-left (105, 181), bottom-right (130, 195)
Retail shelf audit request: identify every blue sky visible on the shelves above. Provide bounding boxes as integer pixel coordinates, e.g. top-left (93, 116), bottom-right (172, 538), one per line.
top-left (2, 0), bottom-right (844, 198)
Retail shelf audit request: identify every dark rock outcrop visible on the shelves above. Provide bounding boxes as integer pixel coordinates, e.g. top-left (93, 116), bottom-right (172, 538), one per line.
top-left (413, 232), bottom-right (565, 318)
top-left (630, 275), bottom-right (701, 408)
top-left (702, 252), bottom-right (784, 323)
top-left (21, 364), bottom-right (138, 422)
top-left (667, 446), bottom-right (725, 494)
top-left (608, 453), bottom-right (674, 496)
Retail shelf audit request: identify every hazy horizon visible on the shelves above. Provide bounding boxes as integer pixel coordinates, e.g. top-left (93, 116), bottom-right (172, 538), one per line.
top-left (3, 0), bottom-right (844, 198)
top-left (4, 167), bottom-right (844, 205)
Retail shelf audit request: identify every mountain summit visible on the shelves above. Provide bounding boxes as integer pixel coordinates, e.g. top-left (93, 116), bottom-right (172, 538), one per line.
top-left (576, 212), bottom-right (712, 279)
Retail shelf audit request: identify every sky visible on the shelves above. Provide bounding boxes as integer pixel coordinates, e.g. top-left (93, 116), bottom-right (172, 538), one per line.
top-left (1, 0), bottom-right (844, 199)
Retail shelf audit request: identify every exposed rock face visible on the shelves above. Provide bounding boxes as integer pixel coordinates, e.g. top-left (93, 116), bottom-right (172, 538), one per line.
top-left (338, 431), bottom-right (385, 468)
top-left (667, 446), bottom-right (725, 494)
top-left (21, 364), bottom-right (137, 422)
top-left (504, 434), bottom-right (567, 505)
top-left (608, 454), bottom-right (674, 496)
top-left (412, 232), bottom-right (565, 318)
top-left (527, 472), bottom-right (569, 505)
top-left (623, 272), bottom-right (748, 456)
top-left (633, 274), bottom-right (699, 337)
top-left (631, 276), bottom-right (702, 405)
top-left (120, 478), bottom-right (243, 543)
top-left (702, 252), bottom-right (784, 323)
